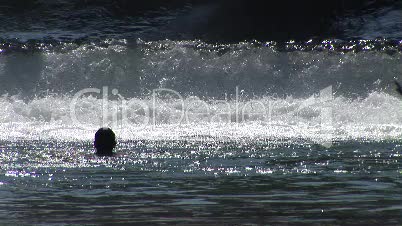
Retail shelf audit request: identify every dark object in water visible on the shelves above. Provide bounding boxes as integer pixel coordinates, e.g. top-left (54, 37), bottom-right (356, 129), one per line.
top-left (94, 127), bottom-right (117, 156)
top-left (395, 80), bottom-right (402, 96)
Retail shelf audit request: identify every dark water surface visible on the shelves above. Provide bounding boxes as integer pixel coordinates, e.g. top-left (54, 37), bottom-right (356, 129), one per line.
top-left (0, 0), bottom-right (401, 42)
top-left (0, 139), bottom-right (401, 225)
top-left (1, 0), bottom-right (402, 225)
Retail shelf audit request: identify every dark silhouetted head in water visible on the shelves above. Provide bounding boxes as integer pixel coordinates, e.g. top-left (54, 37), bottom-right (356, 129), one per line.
top-left (94, 127), bottom-right (116, 156)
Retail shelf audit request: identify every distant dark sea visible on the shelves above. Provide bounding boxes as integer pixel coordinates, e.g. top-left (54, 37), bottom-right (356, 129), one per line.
top-left (0, 0), bottom-right (402, 225)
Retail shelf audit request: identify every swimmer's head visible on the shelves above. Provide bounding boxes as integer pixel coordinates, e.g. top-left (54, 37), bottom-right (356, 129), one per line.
top-left (94, 127), bottom-right (116, 156)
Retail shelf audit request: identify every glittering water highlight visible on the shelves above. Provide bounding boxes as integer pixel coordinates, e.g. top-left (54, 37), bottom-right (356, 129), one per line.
top-left (0, 23), bottom-right (402, 226)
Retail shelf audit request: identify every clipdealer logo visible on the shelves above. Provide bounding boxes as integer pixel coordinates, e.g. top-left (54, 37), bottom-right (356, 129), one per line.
top-left (68, 86), bottom-right (333, 147)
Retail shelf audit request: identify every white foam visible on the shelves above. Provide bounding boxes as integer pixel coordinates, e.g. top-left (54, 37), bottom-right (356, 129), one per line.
top-left (1, 91), bottom-right (402, 143)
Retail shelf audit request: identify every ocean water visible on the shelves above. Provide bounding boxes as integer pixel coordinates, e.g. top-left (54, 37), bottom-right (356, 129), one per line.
top-left (1, 0), bottom-right (402, 225)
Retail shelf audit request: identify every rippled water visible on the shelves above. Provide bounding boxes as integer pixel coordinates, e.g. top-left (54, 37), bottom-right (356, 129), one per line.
top-left (0, 39), bottom-right (401, 224)
top-left (1, 0), bottom-right (402, 224)
top-left (0, 138), bottom-right (401, 224)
